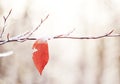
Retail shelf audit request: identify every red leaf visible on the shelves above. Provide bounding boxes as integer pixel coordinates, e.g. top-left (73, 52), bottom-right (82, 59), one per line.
top-left (32, 39), bottom-right (49, 75)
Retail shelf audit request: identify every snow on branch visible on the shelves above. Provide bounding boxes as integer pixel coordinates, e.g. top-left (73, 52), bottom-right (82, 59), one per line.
top-left (0, 10), bottom-right (120, 45)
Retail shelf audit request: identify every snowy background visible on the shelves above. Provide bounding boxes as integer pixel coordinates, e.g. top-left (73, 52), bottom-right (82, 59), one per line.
top-left (0, 0), bottom-right (120, 84)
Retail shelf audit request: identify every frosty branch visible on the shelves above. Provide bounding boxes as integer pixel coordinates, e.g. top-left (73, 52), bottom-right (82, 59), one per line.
top-left (0, 10), bottom-right (120, 45)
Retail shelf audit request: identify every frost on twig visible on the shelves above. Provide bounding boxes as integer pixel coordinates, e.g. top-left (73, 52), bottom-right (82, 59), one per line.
top-left (0, 10), bottom-right (49, 45)
top-left (0, 10), bottom-right (120, 45)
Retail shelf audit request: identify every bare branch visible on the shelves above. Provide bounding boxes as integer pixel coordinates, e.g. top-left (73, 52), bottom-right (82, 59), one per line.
top-left (55, 28), bottom-right (75, 38)
top-left (15, 14), bottom-right (49, 42)
top-left (0, 10), bottom-right (120, 45)
top-left (54, 30), bottom-right (114, 39)
top-left (0, 29), bottom-right (117, 45)
top-left (7, 33), bottom-right (10, 41)
top-left (3, 9), bottom-right (12, 23)
top-left (26, 14), bottom-right (49, 38)
top-left (0, 9), bottom-right (12, 38)
top-left (0, 14), bottom-right (49, 45)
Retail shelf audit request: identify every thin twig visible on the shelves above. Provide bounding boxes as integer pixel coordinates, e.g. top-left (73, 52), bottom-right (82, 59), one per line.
top-left (0, 9), bottom-right (12, 38)
top-left (55, 28), bottom-right (75, 38)
top-left (17, 15), bottom-right (49, 42)
top-left (26, 15), bottom-right (49, 38)
top-left (0, 13), bottom-right (49, 44)
top-left (54, 30), bottom-right (114, 39)
top-left (7, 33), bottom-right (10, 41)
top-left (1, 10), bottom-right (120, 45)
top-left (0, 29), bottom-right (117, 45)
top-left (3, 9), bottom-right (12, 23)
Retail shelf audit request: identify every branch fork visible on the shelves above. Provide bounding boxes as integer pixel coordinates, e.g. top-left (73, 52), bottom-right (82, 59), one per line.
top-left (0, 10), bottom-right (119, 45)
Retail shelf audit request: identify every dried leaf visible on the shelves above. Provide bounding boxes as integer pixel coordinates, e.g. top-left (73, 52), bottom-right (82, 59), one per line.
top-left (32, 39), bottom-right (49, 75)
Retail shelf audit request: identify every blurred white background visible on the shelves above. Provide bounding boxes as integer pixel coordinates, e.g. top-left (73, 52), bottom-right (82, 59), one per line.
top-left (0, 0), bottom-right (120, 84)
